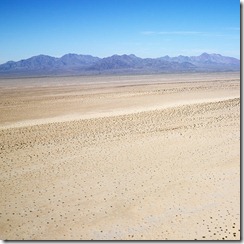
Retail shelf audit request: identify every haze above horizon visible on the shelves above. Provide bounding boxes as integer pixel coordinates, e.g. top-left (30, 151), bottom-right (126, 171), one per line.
top-left (0, 0), bottom-right (240, 64)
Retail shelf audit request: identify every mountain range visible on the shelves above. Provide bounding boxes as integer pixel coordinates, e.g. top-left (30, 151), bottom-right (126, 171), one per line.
top-left (0, 53), bottom-right (240, 77)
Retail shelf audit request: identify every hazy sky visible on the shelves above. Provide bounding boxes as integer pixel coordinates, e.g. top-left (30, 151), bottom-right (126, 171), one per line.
top-left (0, 0), bottom-right (240, 64)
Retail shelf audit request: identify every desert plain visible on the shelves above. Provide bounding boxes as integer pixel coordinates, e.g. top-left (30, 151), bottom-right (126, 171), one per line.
top-left (0, 72), bottom-right (240, 240)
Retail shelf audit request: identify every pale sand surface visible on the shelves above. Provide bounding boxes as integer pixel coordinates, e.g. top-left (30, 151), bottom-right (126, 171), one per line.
top-left (0, 72), bottom-right (240, 240)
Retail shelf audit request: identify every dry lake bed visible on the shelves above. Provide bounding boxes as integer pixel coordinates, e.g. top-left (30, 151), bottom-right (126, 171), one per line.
top-left (0, 72), bottom-right (240, 240)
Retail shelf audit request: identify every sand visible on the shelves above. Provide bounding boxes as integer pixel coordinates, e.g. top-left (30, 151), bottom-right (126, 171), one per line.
top-left (0, 72), bottom-right (240, 240)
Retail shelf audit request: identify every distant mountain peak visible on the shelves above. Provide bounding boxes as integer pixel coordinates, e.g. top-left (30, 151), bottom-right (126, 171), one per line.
top-left (200, 52), bottom-right (209, 56)
top-left (61, 53), bottom-right (78, 57)
top-left (198, 52), bottom-right (223, 59)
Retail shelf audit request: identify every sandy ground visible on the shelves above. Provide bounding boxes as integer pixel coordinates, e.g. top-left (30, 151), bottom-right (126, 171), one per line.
top-left (0, 72), bottom-right (240, 240)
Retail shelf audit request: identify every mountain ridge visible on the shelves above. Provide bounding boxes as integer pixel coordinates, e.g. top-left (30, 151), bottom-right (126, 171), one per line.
top-left (0, 53), bottom-right (240, 77)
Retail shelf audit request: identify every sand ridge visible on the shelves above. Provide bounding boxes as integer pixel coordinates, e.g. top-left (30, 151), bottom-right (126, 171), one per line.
top-left (0, 73), bottom-right (240, 240)
top-left (0, 95), bottom-right (238, 129)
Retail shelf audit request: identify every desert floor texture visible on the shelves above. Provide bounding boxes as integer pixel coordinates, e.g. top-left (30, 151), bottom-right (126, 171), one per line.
top-left (0, 72), bottom-right (240, 240)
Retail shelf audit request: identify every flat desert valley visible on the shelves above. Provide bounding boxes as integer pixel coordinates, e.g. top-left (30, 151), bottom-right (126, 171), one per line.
top-left (0, 72), bottom-right (240, 240)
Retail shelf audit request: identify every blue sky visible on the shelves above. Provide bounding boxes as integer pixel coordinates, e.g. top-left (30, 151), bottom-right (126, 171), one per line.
top-left (0, 0), bottom-right (240, 64)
